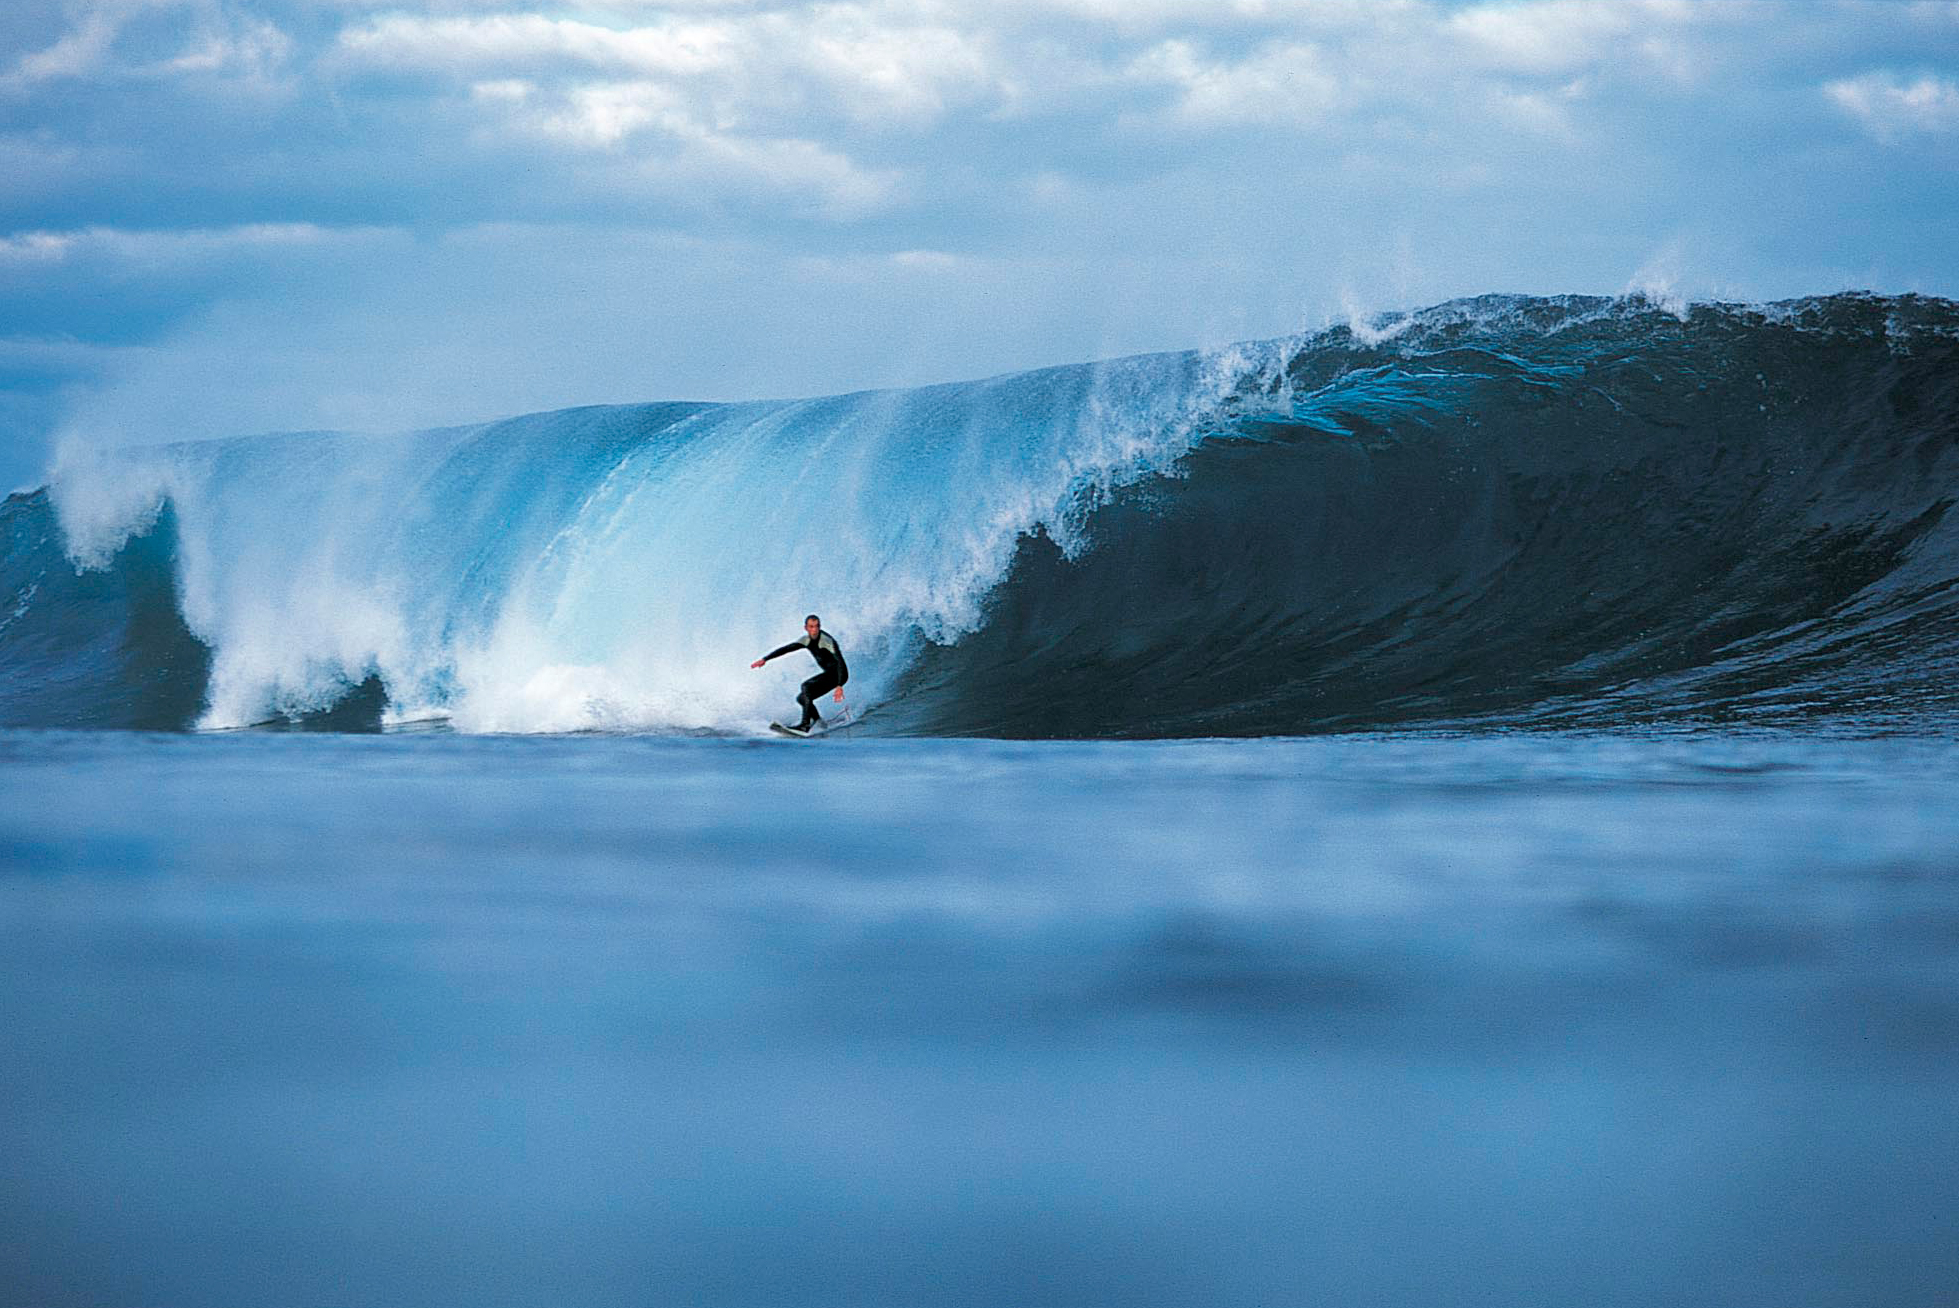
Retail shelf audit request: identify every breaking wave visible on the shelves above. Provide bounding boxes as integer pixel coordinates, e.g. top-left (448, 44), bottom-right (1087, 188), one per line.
top-left (5, 292), bottom-right (1958, 736)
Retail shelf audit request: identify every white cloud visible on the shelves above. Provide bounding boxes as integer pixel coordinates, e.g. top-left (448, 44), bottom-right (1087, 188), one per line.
top-left (971, 0), bottom-right (1405, 31)
top-left (6, 9), bottom-right (125, 86)
top-left (336, 7), bottom-right (1006, 126)
top-left (1449, 1), bottom-right (1629, 74)
top-left (1482, 82), bottom-right (1585, 140)
top-left (3, 0), bottom-right (296, 92)
top-left (1826, 70), bottom-right (1959, 139)
top-left (469, 78), bottom-right (534, 105)
top-left (646, 124), bottom-right (903, 217)
top-left (336, 9), bottom-right (973, 213)
top-left (159, 13), bottom-right (294, 82)
top-left (452, 77), bottom-right (900, 214)
top-left (4, 0), bottom-right (1957, 473)
top-left (1444, 0), bottom-right (1718, 80)
top-left (890, 248), bottom-right (966, 271)
top-left (335, 12), bottom-right (738, 78)
top-left (0, 232), bottom-right (78, 264)
top-left (543, 81), bottom-right (686, 145)
top-left (1131, 38), bottom-right (1343, 127)
top-left (0, 224), bottom-right (403, 271)
top-left (792, 12), bottom-right (999, 124)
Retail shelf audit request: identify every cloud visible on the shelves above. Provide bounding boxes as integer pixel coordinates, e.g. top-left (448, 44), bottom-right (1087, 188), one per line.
top-left (336, 7), bottom-right (1006, 125)
top-left (793, 10), bottom-right (1000, 124)
top-left (335, 12), bottom-right (738, 78)
top-left (1825, 70), bottom-right (1959, 139)
top-left (449, 79), bottom-right (901, 216)
top-left (327, 7), bottom-right (1011, 215)
top-left (2, 0), bottom-right (294, 92)
top-left (8, 0), bottom-right (1885, 242)
top-left (889, 249), bottom-right (967, 271)
top-left (1481, 80), bottom-right (1589, 140)
top-left (5, 8), bottom-right (126, 86)
top-left (1442, 0), bottom-right (1754, 87)
top-left (157, 11), bottom-right (292, 82)
top-left (0, 231), bottom-right (78, 264)
top-left (645, 123), bottom-right (903, 217)
top-left (519, 79), bottom-right (686, 146)
top-left (5, 0), bottom-right (1959, 498)
top-left (0, 223), bottom-right (400, 271)
top-left (1447, 0), bottom-right (1649, 75)
top-left (1129, 38), bottom-right (1343, 127)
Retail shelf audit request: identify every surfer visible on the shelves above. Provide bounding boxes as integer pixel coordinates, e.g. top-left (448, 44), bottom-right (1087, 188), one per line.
top-left (751, 614), bottom-right (848, 733)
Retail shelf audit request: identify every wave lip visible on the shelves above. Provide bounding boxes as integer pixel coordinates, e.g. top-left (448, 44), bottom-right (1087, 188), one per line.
top-left (5, 292), bottom-right (1958, 737)
top-left (0, 490), bottom-right (210, 730)
top-left (886, 293), bottom-right (1959, 736)
top-left (22, 349), bottom-right (1275, 733)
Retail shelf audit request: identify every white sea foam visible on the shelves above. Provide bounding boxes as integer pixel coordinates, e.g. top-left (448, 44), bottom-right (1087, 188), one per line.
top-left (48, 347), bottom-right (1277, 732)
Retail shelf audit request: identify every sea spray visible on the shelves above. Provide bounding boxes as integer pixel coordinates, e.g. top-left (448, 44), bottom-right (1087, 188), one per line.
top-left (10, 293), bottom-right (1957, 734)
top-left (32, 347), bottom-right (1281, 731)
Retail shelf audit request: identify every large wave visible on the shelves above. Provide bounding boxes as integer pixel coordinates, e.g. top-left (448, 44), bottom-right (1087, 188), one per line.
top-left (5, 292), bottom-right (1957, 736)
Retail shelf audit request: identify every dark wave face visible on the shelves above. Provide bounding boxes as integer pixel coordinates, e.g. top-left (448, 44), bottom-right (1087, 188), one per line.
top-left (0, 493), bottom-right (211, 731)
top-left (5, 293), bottom-right (1958, 735)
top-left (889, 294), bottom-right (1959, 735)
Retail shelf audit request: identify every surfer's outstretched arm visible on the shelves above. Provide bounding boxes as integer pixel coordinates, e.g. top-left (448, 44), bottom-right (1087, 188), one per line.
top-left (751, 639), bottom-right (804, 669)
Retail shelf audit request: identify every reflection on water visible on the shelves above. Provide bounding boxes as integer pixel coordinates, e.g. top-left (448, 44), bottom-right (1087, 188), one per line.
top-left (2, 731), bottom-right (1955, 1307)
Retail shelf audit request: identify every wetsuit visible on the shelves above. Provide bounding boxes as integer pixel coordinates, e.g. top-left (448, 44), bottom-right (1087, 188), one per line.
top-left (761, 629), bottom-right (848, 729)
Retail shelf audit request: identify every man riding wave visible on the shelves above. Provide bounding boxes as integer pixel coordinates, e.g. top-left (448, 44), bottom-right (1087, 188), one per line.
top-left (751, 614), bottom-right (848, 733)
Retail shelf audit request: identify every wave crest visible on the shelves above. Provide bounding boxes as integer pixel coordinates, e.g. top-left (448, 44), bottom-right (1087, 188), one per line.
top-left (6, 292), bottom-right (1957, 735)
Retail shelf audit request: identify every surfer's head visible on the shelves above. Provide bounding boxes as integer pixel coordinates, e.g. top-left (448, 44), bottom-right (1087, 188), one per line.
top-left (805, 614), bottom-right (821, 637)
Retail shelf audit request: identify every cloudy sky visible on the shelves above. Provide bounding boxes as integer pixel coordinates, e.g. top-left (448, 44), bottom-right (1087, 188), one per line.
top-left (3, 0), bottom-right (1957, 490)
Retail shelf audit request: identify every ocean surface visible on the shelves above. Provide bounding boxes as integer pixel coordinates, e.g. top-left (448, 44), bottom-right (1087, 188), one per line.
top-left (3, 293), bottom-right (1957, 1304)
top-left (3, 729), bottom-right (1956, 1307)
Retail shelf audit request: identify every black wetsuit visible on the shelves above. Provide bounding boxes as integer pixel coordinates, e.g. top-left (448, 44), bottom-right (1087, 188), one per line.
top-left (762, 629), bottom-right (848, 729)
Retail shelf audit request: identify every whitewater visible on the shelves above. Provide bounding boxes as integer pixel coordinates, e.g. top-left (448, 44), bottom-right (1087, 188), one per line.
top-left (15, 339), bottom-right (1264, 733)
top-left (8, 291), bottom-right (1957, 735)
top-left (4, 293), bottom-right (1956, 1308)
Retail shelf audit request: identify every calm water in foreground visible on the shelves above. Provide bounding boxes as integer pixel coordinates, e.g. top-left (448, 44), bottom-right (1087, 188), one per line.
top-left (2, 729), bottom-right (1955, 1308)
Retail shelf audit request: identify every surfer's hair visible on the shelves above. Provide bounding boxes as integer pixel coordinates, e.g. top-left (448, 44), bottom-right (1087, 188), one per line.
top-left (805, 614), bottom-right (820, 626)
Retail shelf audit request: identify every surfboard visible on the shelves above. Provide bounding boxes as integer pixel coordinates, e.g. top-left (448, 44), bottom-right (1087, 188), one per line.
top-left (769, 705), bottom-right (863, 737)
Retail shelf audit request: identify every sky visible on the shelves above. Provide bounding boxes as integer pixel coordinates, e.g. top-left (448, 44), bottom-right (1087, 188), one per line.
top-left (2, 0), bottom-right (1957, 491)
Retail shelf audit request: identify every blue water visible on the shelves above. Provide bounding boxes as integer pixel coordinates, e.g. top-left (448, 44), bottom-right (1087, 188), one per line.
top-left (3, 728), bottom-right (1955, 1307)
top-left (5, 291), bottom-right (1957, 1302)
top-left (12, 293), bottom-right (1959, 736)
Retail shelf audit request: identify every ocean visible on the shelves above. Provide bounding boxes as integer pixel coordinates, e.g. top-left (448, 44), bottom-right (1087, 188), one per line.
top-left (2, 293), bottom-right (1956, 1305)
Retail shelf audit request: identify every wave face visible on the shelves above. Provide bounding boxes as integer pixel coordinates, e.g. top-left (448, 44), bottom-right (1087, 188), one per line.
top-left (6, 292), bottom-right (1958, 736)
